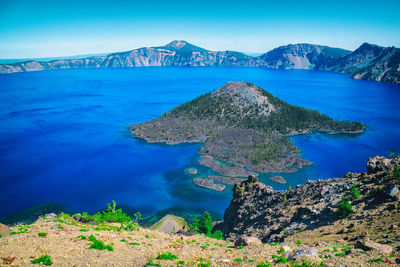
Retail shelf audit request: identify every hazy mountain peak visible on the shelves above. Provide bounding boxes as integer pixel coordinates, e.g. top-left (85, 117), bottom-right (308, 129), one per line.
top-left (162, 40), bottom-right (209, 52)
top-left (165, 40), bottom-right (189, 49)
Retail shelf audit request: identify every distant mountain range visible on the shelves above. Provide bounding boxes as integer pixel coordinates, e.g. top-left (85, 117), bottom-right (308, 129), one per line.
top-left (0, 40), bottom-right (399, 84)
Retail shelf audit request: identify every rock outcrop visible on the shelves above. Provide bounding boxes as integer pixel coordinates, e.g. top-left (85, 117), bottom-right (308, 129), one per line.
top-left (217, 156), bottom-right (400, 243)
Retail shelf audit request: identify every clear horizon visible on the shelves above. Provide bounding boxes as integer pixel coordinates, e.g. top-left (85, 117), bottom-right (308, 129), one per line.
top-left (0, 0), bottom-right (399, 58)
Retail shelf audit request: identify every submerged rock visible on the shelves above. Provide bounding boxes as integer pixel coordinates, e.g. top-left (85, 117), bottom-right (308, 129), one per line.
top-left (192, 178), bottom-right (225, 191)
top-left (269, 175), bottom-right (286, 184)
top-left (187, 168), bottom-right (198, 175)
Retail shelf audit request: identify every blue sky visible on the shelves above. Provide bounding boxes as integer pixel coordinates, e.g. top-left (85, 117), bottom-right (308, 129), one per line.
top-left (0, 0), bottom-right (399, 58)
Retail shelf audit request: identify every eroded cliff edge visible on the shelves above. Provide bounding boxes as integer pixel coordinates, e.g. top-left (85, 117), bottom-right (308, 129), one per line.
top-left (217, 155), bottom-right (400, 244)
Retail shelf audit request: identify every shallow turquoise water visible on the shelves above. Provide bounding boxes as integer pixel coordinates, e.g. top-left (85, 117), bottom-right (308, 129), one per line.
top-left (0, 67), bottom-right (399, 221)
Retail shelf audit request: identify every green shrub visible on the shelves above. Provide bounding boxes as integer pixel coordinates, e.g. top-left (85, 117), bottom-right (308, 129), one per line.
top-left (31, 255), bottom-right (53, 265)
top-left (38, 232), bottom-right (47, 237)
top-left (88, 235), bottom-right (113, 251)
top-left (272, 255), bottom-right (287, 263)
top-left (234, 258), bottom-right (242, 262)
top-left (189, 216), bottom-right (201, 234)
top-left (277, 248), bottom-right (285, 254)
top-left (157, 252), bottom-right (178, 260)
top-left (350, 183), bottom-right (360, 199)
top-left (369, 258), bottom-right (384, 262)
top-left (145, 258), bottom-right (161, 267)
top-left (257, 260), bottom-right (272, 267)
top-left (210, 230), bottom-right (223, 240)
top-left (199, 211), bottom-right (213, 236)
top-left (189, 211), bottom-right (224, 240)
top-left (393, 166), bottom-right (400, 183)
top-left (337, 197), bottom-right (354, 218)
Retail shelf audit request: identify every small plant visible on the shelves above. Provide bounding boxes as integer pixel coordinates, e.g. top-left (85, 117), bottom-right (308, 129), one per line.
top-left (77, 235), bottom-right (87, 240)
top-left (199, 211), bottom-right (213, 236)
top-left (369, 258), bottom-right (384, 262)
top-left (295, 240), bottom-right (302, 245)
top-left (31, 255), bottom-right (53, 265)
top-left (389, 150), bottom-right (399, 159)
top-left (88, 235), bottom-right (113, 251)
top-left (277, 248), bottom-right (285, 254)
top-left (211, 230), bottom-right (223, 240)
top-left (128, 242), bottom-right (139, 245)
top-left (177, 260), bottom-right (185, 265)
top-left (79, 228), bottom-right (88, 232)
top-left (0, 234), bottom-right (2, 238)
top-left (335, 252), bottom-right (346, 257)
top-left (157, 252), bottom-right (178, 260)
top-left (234, 258), bottom-right (243, 263)
top-left (145, 257), bottom-right (161, 267)
top-left (337, 196), bottom-right (354, 218)
top-left (38, 232), bottom-right (47, 237)
top-left (350, 183), bottom-right (360, 199)
top-left (257, 260), bottom-right (272, 267)
top-left (283, 193), bottom-right (287, 202)
top-left (272, 255), bottom-right (287, 263)
top-left (393, 166), bottom-right (400, 183)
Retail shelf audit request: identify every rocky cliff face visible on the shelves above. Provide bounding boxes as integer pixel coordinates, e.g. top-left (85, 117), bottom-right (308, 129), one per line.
top-left (327, 43), bottom-right (400, 83)
top-left (1, 40), bottom-right (399, 84)
top-left (217, 156), bottom-right (400, 243)
top-left (257, 43), bottom-right (350, 69)
top-left (0, 41), bottom-right (256, 74)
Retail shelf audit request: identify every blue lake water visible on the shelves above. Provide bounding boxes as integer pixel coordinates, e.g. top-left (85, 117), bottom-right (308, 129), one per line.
top-left (0, 67), bottom-right (399, 222)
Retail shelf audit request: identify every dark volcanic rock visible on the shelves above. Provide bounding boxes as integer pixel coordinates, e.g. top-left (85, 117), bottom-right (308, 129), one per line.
top-left (209, 175), bottom-right (244, 185)
top-left (366, 155), bottom-right (398, 174)
top-left (218, 156), bottom-right (400, 243)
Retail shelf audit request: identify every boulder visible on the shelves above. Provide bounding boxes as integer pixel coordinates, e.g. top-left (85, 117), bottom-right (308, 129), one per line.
top-left (247, 175), bottom-right (258, 184)
top-left (42, 213), bottom-right (58, 220)
top-left (284, 248), bottom-right (318, 260)
top-left (387, 185), bottom-right (399, 199)
top-left (234, 235), bottom-right (262, 247)
top-left (366, 156), bottom-right (393, 174)
top-left (355, 239), bottom-right (393, 254)
top-left (0, 223), bottom-right (10, 237)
